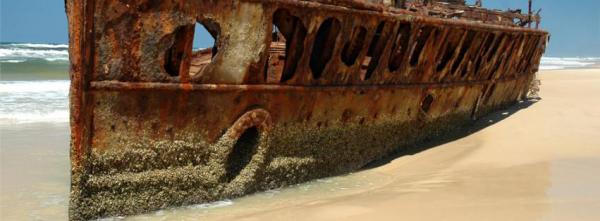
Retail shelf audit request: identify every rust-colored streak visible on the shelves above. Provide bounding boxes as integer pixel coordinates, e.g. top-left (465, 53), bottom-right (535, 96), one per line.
top-left (90, 75), bottom-right (521, 91)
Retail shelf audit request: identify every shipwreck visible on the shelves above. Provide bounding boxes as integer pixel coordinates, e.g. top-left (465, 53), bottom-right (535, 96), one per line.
top-left (66, 0), bottom-right (548, 219)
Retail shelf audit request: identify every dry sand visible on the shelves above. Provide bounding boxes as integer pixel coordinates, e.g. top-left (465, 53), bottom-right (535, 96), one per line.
top-left (1, 69), bottom-right (600, 220)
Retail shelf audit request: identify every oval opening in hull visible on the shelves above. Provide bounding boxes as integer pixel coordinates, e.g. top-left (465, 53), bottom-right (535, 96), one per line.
top-left (225, 127), bottom-right (260, 182)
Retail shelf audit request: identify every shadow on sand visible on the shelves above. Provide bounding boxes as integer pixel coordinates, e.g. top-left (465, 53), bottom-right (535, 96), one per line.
top-left (363, 98), bottom-right (540, 169)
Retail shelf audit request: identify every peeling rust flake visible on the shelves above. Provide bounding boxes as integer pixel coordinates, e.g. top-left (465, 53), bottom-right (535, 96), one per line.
top-left (66, 0), bottom-right (548, 220)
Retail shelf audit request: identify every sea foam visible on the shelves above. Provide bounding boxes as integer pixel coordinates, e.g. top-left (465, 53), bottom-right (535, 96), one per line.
top-left (6, 43), bottom-right (69, 49)
top-left (0, 80), bottom-right (70, 125)
top-left (0, 43), bottom-right (69, 63)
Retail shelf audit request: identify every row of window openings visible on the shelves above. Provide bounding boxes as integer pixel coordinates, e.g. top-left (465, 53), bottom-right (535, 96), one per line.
top-left (164, 17), bottom-right (536, 83)
top-left (274, 19), bottom-right (526, 83)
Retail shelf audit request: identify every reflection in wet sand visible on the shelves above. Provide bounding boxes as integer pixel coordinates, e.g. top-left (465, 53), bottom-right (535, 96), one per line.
top-left (0, 123), bottom-right (70, 220)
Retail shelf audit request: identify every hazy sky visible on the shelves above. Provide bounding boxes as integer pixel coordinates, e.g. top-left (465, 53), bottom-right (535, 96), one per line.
top-left (1, 0), bottom-right (598, 57)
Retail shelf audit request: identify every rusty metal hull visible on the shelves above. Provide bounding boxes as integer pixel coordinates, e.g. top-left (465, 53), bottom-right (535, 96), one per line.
top-left (66, 0), bottom-right (548, 220)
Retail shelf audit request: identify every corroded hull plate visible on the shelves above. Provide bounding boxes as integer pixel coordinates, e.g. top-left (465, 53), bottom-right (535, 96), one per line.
top-left (66, 0), bottom-right (547, 219)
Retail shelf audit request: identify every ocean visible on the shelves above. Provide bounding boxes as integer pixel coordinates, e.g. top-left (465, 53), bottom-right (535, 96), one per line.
top-left (1, 43), bottom-right (69, 125)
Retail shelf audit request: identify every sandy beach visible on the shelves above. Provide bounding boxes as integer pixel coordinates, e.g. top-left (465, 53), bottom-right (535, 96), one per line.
top-left (1, 68), bottom-right (600, 220)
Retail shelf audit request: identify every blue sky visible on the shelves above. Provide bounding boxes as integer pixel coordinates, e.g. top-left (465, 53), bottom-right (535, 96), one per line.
top-left (1, 0), bottom-right (598, 57)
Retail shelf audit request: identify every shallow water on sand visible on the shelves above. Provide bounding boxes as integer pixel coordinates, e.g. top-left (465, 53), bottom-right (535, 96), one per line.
top-left (0, 123), bottom-right (70, 220)
top-left (2, 69), bottom-right (600, 220)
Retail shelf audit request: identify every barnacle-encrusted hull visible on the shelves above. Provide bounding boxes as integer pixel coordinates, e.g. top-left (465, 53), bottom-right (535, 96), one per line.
top-left (66, 0), bottom-right (547, 220)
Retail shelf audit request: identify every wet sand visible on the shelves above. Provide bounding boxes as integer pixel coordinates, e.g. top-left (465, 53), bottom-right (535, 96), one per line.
top-left (0, 123), bottom-right (70, 220)
top-left (2, 69), bottom-right (600, 220)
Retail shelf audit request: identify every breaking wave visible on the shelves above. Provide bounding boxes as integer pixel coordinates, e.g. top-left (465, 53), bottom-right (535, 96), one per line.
top-left (4, 43), bottom-right (69, 49)
top-left (0, 81), bottom-right (70, 125)
top-left (540, 57), bottom-right (600, 70)
top-left (0, 42), bottom-right (69, 63)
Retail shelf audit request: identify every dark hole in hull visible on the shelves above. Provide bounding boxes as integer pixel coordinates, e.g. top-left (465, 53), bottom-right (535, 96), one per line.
top-left (472, 33), bottom-right (496, 77)
top-left (489, 53), bottom-right (505, 80)
top-left (388, 23), bottom-right (412, 72)
top-left (451, 30), bottom-right (476, 75)
top-left (486, 34), bottom-right (504, 63)
top-left (164, 25), bottom-right (194, 77)
top-left (225, 127), bottom-right (260, 182)
top-left (436, 29), bottom-right (464, 72)
top-left (410, 26), bottom-right (435, 66)
top-left (461, 32), bottom-right (486, 78)
top-left (481, 33), bottom-right (496, 59)
top-left (310, 18), bottom-right (341, 79)
top-left (341, 26), bottom-right (367, 66)
top-left (364, 22), bottom-right (387, 80)
top-left (367, 22), bottom-right (385, 57)
top-left (274, 9), bottom-right (307, 82)
top-left (421, 94), bottom-right (434, 113)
